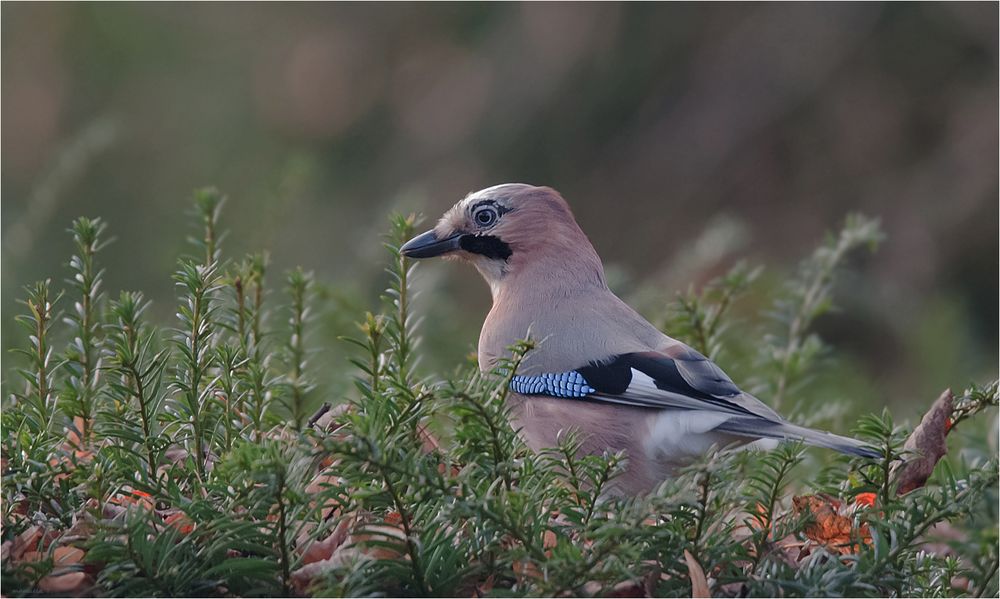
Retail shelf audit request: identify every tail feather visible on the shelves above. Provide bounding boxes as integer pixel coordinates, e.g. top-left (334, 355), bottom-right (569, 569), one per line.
top-left (717, 417), bottom-right (879, 459)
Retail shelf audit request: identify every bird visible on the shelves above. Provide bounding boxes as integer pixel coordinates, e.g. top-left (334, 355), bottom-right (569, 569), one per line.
top-left (400, 183), bottom-right (876, 494)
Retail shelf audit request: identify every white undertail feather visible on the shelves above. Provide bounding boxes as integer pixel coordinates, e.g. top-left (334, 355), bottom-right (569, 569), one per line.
top-left (643, 410), bottom-right (734, 461)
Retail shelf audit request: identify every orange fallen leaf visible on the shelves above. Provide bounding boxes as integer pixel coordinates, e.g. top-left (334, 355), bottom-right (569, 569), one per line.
top-left (108, 489), bottom-right (154, 510)
top-left (793, 495), bottom-right (871, 555)
top-left (163, 512), bottom-right (195, 535)
top-left (52, 545), bottom-right (85, 565)
top-left (854, 492), bottom-right (876, 508)
top-left (747, 502), bottom-right (773, 536)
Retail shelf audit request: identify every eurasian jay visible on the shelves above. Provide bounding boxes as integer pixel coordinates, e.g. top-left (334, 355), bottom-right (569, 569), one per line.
top-left (401, 184), bottom-right (876, 494)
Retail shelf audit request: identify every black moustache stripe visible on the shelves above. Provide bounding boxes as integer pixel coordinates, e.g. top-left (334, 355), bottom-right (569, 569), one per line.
top-left (459, 235), bottom-right (512, 261)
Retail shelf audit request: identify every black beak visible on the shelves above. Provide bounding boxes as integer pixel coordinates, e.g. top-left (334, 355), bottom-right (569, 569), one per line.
top-left (400, 229), bottom-right (463, 259)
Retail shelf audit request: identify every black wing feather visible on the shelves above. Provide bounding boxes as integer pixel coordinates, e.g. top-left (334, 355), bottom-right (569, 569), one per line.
top-left (576, 349), bottom-right (781, 421)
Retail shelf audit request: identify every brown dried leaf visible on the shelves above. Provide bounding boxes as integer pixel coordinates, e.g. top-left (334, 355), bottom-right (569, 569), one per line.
top-left (640, 563), bottom-right (662, 596)
top-left (52, 546), bottom-right (85, 565)
top-left (416, 423), bottom-right (442, 454)
top-left (893, 389), bottom-right (953, 495)
top-left (542, 530), bottom-right (557, 548)
top-left (353, 522), bottom-right (406, 560)
top-left (683, 549), bottom-right (710, 598)
top-left (291, 544), bottom-right (365, 595)
top-left (11, 526), bottom-right (41, 560)
top-left (64, 504), bottom-right (96, 540)
top-left (304, 471), bottom-right (344, 522)
top-left (291, 514), bottom-right (375, 595)
top-left (313, 403), bottom-right (353, 436)
top-left (512, 558), bottom-right (541, 583)
top-left (301, 516), bottom-right (353, 565)
top-left (164, 446), bottom-right (188, 464)
top-left (770, 534), bottom-right (807, 568)
top-left (608, 580), bottom-right (647, 597)
top-left (67, 417), bottom-right (93, 450)
top-left (37, 571), bottom-right (90, 595)
top-left (476, 574), bottom-right (496, 596)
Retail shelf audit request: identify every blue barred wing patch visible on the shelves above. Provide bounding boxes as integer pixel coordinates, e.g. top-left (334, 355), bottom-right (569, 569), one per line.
top-left (509, 371), bottom-right (595, 398)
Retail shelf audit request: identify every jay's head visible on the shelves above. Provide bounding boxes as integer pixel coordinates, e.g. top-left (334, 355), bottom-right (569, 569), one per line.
top-left (401, 183), bottom-right (605, 290)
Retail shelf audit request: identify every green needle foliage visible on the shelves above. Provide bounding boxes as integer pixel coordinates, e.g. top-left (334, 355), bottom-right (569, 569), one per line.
top-left (1, 191), bottom-right (996, 598)
top-left (754, 214), bottom-right (884, 410)
top-left (663, 261), bottom-right (761, 362)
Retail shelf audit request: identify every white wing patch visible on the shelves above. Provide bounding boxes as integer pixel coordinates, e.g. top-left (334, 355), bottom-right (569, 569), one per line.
top-left (628, 369), bottom-right (660, 394)
top-left (604, 368), bottom-right (739, 412)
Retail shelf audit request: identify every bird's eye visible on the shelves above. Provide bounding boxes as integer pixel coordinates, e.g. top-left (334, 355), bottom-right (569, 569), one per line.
top-left (473, 206), bottom-right (499, 228)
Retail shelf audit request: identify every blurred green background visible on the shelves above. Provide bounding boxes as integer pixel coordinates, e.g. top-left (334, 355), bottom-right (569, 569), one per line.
top-left (3, 3), bottom-right (997, 423)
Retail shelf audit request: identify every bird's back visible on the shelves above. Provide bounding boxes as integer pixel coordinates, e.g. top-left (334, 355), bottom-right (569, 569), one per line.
top-left (479, 285), bottom-right (669, 374)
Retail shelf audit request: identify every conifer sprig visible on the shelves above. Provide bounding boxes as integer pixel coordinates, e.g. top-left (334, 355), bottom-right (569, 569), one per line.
top-left (103, 291), bottom-right (169, 481)
top-left (281, 268), bottom-right (315, 431)
top-left (12, 280), bottom-right (62, 442)
top-left (169, 260), bottom-right (223, 479)
top-left (757, 214), bottom-right (884, 409)
top-left (61, 217), bottom-right (111, 443)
